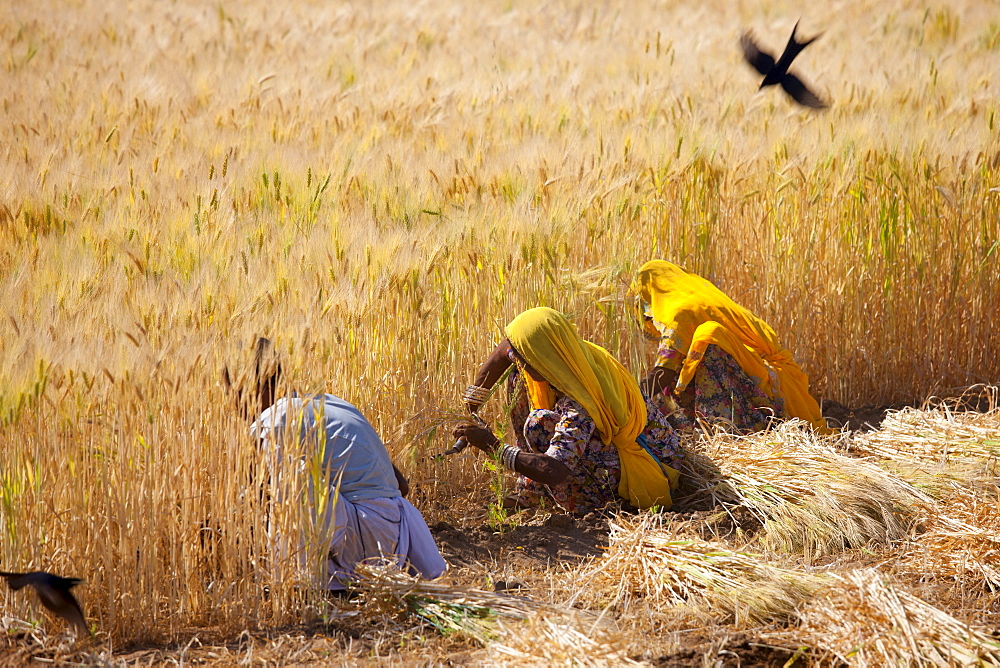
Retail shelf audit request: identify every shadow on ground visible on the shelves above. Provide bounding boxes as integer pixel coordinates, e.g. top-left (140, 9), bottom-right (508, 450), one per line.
top-left (430, 511), bottom-right (607, 573)
top-left (647, 631), bottom-right (842, 667)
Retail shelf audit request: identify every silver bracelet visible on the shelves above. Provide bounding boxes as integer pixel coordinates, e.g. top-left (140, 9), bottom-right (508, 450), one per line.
top-left (500, 444), bottom-right (519, 472)
top-left (462, 384), bottom-right (491, 404)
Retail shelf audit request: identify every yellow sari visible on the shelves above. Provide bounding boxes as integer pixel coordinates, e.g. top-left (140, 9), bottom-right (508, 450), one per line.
top-left (505, 307), bottom-right (680, 510)
top-left (631, 260), bottom-right (828, 433)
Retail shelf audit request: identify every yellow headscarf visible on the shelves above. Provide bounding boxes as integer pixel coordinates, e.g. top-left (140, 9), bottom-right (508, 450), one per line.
top-left (505, 307), bottom-right (680, 509)
top-left (632, 260), bottom-right (827, 433)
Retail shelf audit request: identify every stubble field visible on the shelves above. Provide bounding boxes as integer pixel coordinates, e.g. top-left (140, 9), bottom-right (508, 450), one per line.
top-left (2, 0), bottom-right (999, 664)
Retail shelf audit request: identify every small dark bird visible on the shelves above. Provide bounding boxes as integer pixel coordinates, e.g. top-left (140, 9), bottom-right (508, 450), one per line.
top-left (0, 570), bottom-right (91, 637)
top-left (740, 20), bottom-right (828, 109)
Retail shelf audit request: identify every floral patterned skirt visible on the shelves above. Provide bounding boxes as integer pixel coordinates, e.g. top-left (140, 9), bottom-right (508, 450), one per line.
top-left (652, 345), bottom-right (785, 433)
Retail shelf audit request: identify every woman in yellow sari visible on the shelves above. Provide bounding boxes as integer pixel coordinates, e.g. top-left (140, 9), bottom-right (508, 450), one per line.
top-left (455, 308), bottom-right (682, 514)
top-left (631, 260), bottom-right (827, 433)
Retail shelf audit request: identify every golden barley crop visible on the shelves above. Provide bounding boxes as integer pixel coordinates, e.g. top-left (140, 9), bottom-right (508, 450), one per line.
top-left (1, 0), bottom-right (999, 661)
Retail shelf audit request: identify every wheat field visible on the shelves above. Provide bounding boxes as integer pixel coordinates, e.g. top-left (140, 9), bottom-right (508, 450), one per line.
top-left (1, 0), bottom-right (999, 662)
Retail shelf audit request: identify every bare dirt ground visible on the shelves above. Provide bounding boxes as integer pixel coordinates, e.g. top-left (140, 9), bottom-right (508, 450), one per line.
top-left (431, 512), bottom-right (607, 574)
top-left (647, 632), bottom-right (810, 668)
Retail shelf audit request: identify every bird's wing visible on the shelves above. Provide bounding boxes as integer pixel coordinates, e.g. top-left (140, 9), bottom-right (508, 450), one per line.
top-left (789, 19), bottom-right (824, 51)
top-left (781, 72), bottom-right (828, 109)
top-left (740, 32), bottom-right (775, 75)
top-left (35, 580), bottom-right (91, 637)
top-left (56, 591), bottom-right (91, 636)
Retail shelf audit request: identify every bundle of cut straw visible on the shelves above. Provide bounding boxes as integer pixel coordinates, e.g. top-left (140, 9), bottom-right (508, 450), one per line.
top-left (488, 613), bottom-right (643, 667)
top-left (683, 422), bottom-right (935, 557)
top-left (889, 485), bottom-right (1000, 592)
top-left (852, 406), bottom-right (1000, 482)
top-left (571, 515), bottom-right (832, 627)
top-left (778, 568), bottom-right (1000, 667)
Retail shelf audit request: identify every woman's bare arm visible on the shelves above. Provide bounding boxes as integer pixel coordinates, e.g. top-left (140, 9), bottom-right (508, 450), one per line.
top-left (466, 339), bottom-right (514, 411)
top-left (392, 464), bottom-right (410, 498)
top-left (452, 423), bottom-right (569, 486)
top-left (509, 449), bottom-right (570, 486)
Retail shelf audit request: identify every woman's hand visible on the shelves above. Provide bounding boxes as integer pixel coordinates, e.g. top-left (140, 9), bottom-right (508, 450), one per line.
top-left (640, 366), bottom-right (678, 397)
top-left (452, 423), bottom-right (500, 454)
top-left (452, 423), bottom-right (571, 486)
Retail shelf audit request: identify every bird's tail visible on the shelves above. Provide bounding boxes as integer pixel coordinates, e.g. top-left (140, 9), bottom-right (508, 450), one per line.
top-left (786, 20), bottom-right (822, 58)
top-left (0, 571), bottom-right (28, 590)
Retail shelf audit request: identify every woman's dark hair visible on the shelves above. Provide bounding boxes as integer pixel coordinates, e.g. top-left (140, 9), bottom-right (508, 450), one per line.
top-left (224, 337), bottom-right (283, 418)
top-left (252, 337), bottom-right (282, 401)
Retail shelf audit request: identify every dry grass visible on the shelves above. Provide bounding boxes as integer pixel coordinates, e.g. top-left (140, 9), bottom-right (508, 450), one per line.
top-left (541, 427), bottom-right (998, 666)
top-left (854, 404), bottom-right (1000, 617)
top-left (570, 514), bottom-right (832, 626)
top-left (537, 408), bottom-right (1000, 664)
top-left (488, 614), bottom-right (644, 667)
top-left (889, 485), bottom-right (1000, 594)
top-left (4, 399), bottom-right (1000, 664)
top-left (681, 422), bottom-right (934, 558)
top-left (852, 396), bottom-right (1000, 483)
top-left (782, 568), bottom-right (1000, 667)
top-left (2, 0), bottom-right (1000, 662)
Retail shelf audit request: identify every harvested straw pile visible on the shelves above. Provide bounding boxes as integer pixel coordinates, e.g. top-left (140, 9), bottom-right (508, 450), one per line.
top-left (778, 568), bottom-right (1000, 667)
top-left (851, 401), bottom-right (1000, 480)
top-left (353, 562), bottom-right (639, 664)
top-left (889, 484), bottom-right (1000, 593)
top-left (488, 614), bottom-right (642, 667)
top-left (843, 404), bottom-right (1000, 594)
top-left (561, 513), bottom-right (1000, 665)
top-left (570, 514), bottom-right (831, 627)
top-left (348, 406), bottom-right (1000, 664)
top-left (682, 421), bottom-right (934, 558)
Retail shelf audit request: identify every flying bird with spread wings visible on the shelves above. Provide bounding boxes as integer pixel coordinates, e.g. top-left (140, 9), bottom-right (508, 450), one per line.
top-left (740, 20), bottom-right (828, 109)
top-left (1, 570), bottom-right (92, 638)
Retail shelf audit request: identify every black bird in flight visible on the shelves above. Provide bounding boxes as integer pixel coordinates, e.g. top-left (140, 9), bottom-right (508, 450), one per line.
top-left (1, 570), bottom-right (92, 638)
top-left (740, 20), bottom-right (828, 109)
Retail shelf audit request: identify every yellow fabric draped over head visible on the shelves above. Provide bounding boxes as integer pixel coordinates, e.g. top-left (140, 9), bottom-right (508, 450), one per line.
top-left (505, 307), bottom-right (679, 509)
top-left (631, 260), bottom-right (828, 433)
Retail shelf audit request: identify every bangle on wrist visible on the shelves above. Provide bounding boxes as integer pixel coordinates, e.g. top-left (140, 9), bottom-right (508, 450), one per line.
top-left (462, 384), bottom-right (491, 405)
top-left (500, 444), bottom-right (519, 472)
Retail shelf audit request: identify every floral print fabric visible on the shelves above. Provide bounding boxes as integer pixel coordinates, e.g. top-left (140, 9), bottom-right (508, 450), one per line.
top-left (652, 343), bottom-right (786, 433)
top-left (507, 389), bottom-right (682, 514)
